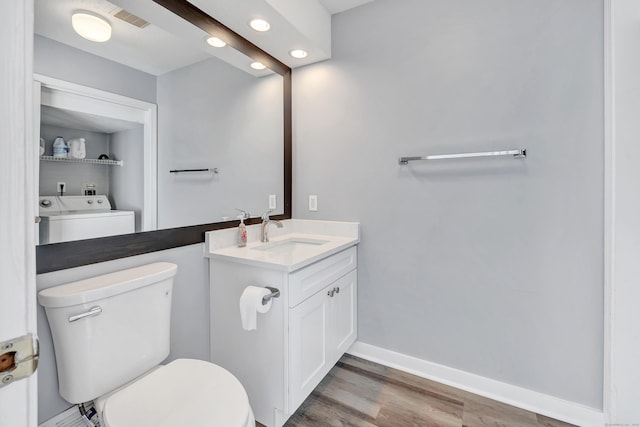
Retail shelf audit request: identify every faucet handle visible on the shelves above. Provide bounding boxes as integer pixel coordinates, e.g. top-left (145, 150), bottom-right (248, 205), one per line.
top-left (235, 208), bottom-right (250, 220)
top-left (261, 209), bottom-right (274, 221)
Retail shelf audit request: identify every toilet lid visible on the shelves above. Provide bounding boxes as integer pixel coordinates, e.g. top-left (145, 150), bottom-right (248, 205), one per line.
top-left (102, 359), bottom-right (251, 427)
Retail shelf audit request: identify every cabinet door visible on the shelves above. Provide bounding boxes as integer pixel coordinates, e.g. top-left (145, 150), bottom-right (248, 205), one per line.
top-left (288, 269), bottom-right (358, 414)
top-left (289, 285), bottom-right (331, 410)
top-left (330, 269), bottom-right (358, 362)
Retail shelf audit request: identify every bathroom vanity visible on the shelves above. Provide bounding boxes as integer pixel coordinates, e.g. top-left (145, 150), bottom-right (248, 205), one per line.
top-left (205, 220), bottom-right (359, 427)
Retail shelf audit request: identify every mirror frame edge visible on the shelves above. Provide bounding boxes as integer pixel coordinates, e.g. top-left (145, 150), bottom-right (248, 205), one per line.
top-left (36, 0), bottom-right (293, 274)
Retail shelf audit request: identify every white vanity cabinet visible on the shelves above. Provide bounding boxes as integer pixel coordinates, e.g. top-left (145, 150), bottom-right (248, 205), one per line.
top-left (208, 231), bottom-right (358, 427)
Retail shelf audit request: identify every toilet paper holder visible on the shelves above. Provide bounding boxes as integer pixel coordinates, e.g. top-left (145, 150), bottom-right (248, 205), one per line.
top-left (262, 287), bottom-right (280, 305)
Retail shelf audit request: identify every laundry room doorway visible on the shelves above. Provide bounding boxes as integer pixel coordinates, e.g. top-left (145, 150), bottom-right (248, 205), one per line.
top-left (33, 74), bottom-right (157, 244)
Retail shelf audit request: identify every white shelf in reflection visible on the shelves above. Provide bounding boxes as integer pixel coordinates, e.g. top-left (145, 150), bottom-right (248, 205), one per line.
top-left (40, 156), bottom-right (123, 167)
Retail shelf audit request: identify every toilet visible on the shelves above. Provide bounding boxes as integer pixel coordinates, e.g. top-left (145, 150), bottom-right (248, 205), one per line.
top-left (38, 262), bottom-right (255, 427)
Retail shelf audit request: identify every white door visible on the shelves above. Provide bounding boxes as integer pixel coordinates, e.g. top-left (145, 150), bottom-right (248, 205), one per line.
top-left (0, 0), bottom-right (39, 426)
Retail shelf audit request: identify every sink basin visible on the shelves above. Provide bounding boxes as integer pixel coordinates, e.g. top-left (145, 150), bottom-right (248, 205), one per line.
top-left (207, 222), bottom-right (360, 271)
top-left (253, 237), bottom-right (329, 254)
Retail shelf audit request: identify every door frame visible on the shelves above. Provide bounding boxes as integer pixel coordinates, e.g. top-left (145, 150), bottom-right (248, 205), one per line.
top-left (0, 0), bottom-right (38, 425)
top-left (603, 0), bottom-right (640, 423)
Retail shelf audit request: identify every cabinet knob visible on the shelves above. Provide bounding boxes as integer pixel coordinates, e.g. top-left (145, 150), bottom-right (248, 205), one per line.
top-left (334, 287), bottom-right (340, 294)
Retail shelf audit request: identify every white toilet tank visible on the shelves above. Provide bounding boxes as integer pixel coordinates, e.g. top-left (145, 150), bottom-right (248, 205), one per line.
top-left (38, 262), bottom-right (178, 404)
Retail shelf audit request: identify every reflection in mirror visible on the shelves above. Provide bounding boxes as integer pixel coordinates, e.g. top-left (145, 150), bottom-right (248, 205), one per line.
top-left (38, 105), bottom-right (143, 244)
top-left (36, 75), bottom-right (157, 245)
top-left (34, 0), bottom-right (284, 245)
top-left (157, 50), bottom-right (284, 229)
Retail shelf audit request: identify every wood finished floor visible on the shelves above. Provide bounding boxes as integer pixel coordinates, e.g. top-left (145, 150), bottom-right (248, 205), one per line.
top-left (257, 354), bottom-right (577, 427)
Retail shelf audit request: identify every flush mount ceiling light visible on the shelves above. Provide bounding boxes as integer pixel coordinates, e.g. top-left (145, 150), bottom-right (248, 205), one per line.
top-left (72, 11), bottom-right (112, 42)
top-left (206, 36), bottom-right (226, 47)
top-left (250, 62), bottom-right (266, 70)
top-left (249, 18), bottom-right (271, 32)
top-left (289, 49), bottom-right (308, 59)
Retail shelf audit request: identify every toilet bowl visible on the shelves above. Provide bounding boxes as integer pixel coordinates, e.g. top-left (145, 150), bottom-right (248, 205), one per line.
top-left (38, 263), bottom-right (255, 427)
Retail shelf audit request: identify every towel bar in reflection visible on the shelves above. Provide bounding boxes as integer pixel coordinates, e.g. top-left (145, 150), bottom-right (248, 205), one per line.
top-left (169, 168), bottom-right (219, 174)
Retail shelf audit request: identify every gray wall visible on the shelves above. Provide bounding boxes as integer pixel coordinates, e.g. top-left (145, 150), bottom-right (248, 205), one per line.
top-left (110, 126), bottom-right (145, 230)
top-left (39, 125), bottom-right (110, 196)
top-left (293, 0), bottom-right (604, 409)
top-left (34, 35), bottom-right (156, 103)
top-left (36, 244), bottom-right (210, 423)
top-left (157, 58), bottom-right (284, 228)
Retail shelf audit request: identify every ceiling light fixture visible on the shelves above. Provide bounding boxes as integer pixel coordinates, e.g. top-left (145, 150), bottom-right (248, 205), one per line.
top-left (289, 49), bottom-right (308, 59)
top-left (72, 11), bottom-right (112, 43)
top-left (250, 62), bottom-right (266, 70)
top-left (249, 18), bottom-right (271, 32)
top-left (206, 36), bottom-right (226, 48)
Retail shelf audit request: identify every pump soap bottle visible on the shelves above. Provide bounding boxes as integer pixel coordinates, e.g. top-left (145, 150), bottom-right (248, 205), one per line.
top-left (237, 214), bottom-right (248, 247)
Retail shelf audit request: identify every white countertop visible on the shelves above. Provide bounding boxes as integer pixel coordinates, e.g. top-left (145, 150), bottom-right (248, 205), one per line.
top-left (205, 220), bottom-right (360, 272)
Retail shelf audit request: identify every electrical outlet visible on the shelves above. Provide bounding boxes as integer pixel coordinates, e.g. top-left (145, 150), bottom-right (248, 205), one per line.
top-left (57, 182), bottom-right (66, 195)
top-left (269, 195), bottom-right (277, 210)
top-left (309, 195), bottom-right (318, 211)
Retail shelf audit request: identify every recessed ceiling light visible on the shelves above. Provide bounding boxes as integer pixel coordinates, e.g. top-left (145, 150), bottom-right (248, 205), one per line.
top-left (289, 49), bottom-right (308, 59)
top-left (72, 11), bottom-right (112, 43)
top-left (250, 62), bottom-right (266, 70)
top-left (249, 18), bottom-right (271, 32)
top-left (206, 36), bottom-right (226, 48)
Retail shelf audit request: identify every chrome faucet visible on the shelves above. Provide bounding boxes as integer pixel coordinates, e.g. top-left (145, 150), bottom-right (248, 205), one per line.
top-left (261, 210), bottom-right (283, 242)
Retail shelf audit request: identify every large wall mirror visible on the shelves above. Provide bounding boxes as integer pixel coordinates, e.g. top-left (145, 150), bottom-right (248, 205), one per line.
top-left (35, 0), bottom-right (292, 273)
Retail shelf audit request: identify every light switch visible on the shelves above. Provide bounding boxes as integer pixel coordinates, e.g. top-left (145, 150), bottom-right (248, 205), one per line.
top-left (309, 195), bottom-right (318, 211)
top-left (269, 195), bottom-right (277, 210)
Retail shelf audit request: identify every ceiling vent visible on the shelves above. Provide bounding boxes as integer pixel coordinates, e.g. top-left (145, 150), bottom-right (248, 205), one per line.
top-left (113, 9), bottom-right (150, 28)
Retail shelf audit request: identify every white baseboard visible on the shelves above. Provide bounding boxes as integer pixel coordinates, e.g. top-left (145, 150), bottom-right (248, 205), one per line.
top-left (347, 341), bottom-right (604, 427)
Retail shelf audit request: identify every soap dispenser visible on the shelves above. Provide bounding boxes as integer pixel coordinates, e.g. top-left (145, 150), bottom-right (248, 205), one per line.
top-left (236, 210), bottom-right (249, 247)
